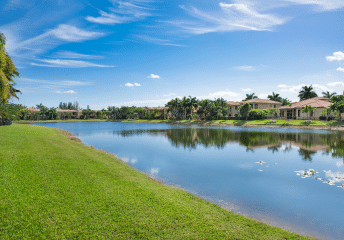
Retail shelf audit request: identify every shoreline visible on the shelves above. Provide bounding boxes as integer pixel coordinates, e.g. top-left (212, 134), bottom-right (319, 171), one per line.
top-left (18, 119), bottom-right (344, 131)
top-left (54, 126), bottom-right (318, 239)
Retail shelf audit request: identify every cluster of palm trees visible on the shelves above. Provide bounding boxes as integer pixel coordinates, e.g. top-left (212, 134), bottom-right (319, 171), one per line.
top-left (166, 96), bottom-right (231, 120)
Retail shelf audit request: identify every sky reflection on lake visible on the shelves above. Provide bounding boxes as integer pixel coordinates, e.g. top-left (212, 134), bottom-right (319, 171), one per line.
top-left (33, 122), bottom-right (344, 239)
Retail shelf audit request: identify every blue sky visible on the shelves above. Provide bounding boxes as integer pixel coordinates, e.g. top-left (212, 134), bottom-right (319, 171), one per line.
top-left (1, 0), bottom-right (344, 109)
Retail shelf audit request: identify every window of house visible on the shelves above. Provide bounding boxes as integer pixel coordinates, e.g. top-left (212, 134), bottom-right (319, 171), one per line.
top-left (274, 104), bottom-right (276, 108)
top-left (235, 106), bottom-right (238, 110)
top-left (255, 104), bottom-right (258, 109)
top-left (310, 112), bottom-right (313, 117)
top-left (298, 110), bottom-right (300, 117)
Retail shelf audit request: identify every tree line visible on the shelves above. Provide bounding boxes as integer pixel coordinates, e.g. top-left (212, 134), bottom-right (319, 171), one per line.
top-left (13, 85), bottom-right (344, 122)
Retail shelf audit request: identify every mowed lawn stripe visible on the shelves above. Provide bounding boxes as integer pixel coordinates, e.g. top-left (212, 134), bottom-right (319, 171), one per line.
top-left (0, 124), bottom-right (312, 239)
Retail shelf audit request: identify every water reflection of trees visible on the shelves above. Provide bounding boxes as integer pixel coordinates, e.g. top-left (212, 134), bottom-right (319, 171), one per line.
top-left (116, 128), bottom-right (344, 161)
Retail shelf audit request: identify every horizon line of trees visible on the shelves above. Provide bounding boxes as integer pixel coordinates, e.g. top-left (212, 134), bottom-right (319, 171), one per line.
top-left (11, 85), bottom-right (344, 122)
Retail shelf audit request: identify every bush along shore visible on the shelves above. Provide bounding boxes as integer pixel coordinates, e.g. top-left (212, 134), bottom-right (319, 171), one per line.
top-left (0, 124), bottom-right (314, 239)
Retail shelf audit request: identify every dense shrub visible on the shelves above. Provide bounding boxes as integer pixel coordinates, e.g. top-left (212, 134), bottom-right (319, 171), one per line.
top-left (248, 109), bottom-right (267, 120)
top-left (169, 116), bottom-right (176, 121)
top-left (319, 116), bottom-right (327, 120)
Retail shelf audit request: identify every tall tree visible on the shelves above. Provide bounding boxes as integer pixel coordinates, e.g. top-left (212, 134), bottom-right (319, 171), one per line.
top-left (298, 85), bottom-right (318, 101)
top-left (180, 96), bottom-right (190, 120)
top-left (0, 32), bottom-right (20, 103)
top-left (281, 98), bottom-right (292, 106)
top-left (267, 92), bottom-right (282, 102)
top-left (322, 91), bottom-right (336, 99)
top-left (187, 96), bottom-right (198, 119)
top-left (238, 102), bottom-right (252, 120)
top-left (243, 93), bottom-right (258, 101)
top-left (330, 95), bottom-right (344, 121)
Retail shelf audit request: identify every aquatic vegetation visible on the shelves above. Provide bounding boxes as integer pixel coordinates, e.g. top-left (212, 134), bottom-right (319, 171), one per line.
top-left (255, 161), bottom-right (266, 165)
top-left (295, 169), bottom-right (344, 188)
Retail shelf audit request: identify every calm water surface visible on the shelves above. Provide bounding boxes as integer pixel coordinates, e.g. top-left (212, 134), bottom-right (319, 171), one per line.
top-left (33, 122), bottom-right (344, 239)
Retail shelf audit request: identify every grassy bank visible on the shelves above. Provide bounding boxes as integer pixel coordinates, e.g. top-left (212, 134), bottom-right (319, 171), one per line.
top-left (0, 124), bottom-right (311, 239)
top-left (122, 118), bottom-right (344, 128)
top-left (16, 118), bottom-right (344, 128)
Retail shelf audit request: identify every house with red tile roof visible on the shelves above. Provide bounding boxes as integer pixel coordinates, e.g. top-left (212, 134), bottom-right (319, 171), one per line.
top-left (226, 99), bottom-right (282, 117)
top-left (279, 97), bottom-right (334, 120)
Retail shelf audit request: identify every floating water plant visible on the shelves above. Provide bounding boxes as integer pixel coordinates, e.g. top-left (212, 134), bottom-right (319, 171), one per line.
top-left (255, 161), bottom-right (265, 165)
top-left (295, 169), bottom-right (344, 189)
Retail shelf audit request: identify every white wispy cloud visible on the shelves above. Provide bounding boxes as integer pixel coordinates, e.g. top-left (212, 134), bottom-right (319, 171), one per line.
top-left (278, 83), bottom-right (331, 92)
top-left (337, 67), bottom-right (344, 72)
top-left (234, 65), bottom-right (255, 71)
top-left (242, 88), bottom-right (252, 92)
top-left (171, 0), bottom-right (343, 35)
top-left (176, 2), bottom-right (286, 34)
top-left (258, 93), bottom-right (269, 98)
top-left (147, 74), bottom-right (160, 79)
top-left (56, 90), bottom-right (77, 94)
top-left (209, 90), bottom-right (239, 98)
top-left (285, 0), bottom-right (344, 10)
top-left (125, 82), bottom-right (141, 87)
top-left (86, 0), bottom-right (154, 25)
top-left (162, 93), bottom-right (176, 97)
top-left (326, 51), bottom-right (344, 62)
top-left (31, 59), bottom-right (114, 68)
top-left (18, 78), bottom-right (92, 87)
top-left (8, 24), bottom-right (105, 56)
top-left (52, 50), bottom-right (103, 59)
top-left (327, 82), bottom-right (344, 87)
top-left (48, 24), bottom-right (105, 42)
top-left (134, 35), bottom-right (186, 47)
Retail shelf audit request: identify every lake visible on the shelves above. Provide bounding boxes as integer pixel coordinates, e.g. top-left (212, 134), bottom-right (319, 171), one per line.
top-left (33, 122), bottom-right (344, 239)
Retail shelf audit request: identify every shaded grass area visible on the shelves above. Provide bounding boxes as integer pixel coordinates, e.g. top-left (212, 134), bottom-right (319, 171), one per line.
top-left (0, 124), bottom-right (312, 239)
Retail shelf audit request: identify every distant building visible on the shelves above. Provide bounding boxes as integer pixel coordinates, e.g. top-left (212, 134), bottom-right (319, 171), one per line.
top-left (279, 97), bottom-right (334, 120)
top-left (226, 99), bottom-right (282, 117)
top-left (55, 108), bottom-right (82, 119)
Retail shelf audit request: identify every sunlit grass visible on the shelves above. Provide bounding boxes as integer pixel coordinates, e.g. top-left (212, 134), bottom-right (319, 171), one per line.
top-left (15, 118), bottom-right (344, 127)
top-left (0, 124), bottom-right (312, 239)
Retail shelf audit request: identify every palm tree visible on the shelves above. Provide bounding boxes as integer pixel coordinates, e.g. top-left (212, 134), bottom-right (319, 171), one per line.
top-left (166, 98), bottom-right (181, 118)
top-left (281, 98), bottom-right (292, 106)
top-left (9, 83), bottom-right (21, 100)
top-left (188, 96), bottom-right (198, 119)
top-left (197, 99), bottom-right (212, 120)
top-left (322, 91), bottom-right (336, 99)
top-left (0, 33), bottom-right (5, 51)
top-left (267, 92), bottom-right (282, 102)
top-left (243, 93), bottom-right (258, 101)
top-left (298, 85), bottom-right (318, 101)
top-left (180, 96), bottom-right (190, 120)
top-left (0, 32), bottom-right (20, 103)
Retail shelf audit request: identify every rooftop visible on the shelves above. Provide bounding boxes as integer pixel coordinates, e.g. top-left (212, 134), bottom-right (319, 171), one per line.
top-left (241, 98), bottom-right (282, 104)
top-left (226, 101), bottom-right (241, 106)
top-left (280, 97), bottom-right (331, 109)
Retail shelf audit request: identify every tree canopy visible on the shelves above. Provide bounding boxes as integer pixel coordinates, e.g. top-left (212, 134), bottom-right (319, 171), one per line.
top-left (0, 32), bottom-right (20, 103)
top-left (243, 93), bottom-right (258, 101)
top-left (267, 92), bottom-right (282, 102)
top-left (298, 85), bottom-right (318, 101)
top-left (322, 91), bottom-right (336, 99)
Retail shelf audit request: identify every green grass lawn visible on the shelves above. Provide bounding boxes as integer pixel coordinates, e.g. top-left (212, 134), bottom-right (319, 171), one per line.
top-left (0, 124), bottom-right (313, 239)
top-left (16, 118), bottom-right (344, 128)
top-left (122, 118), bottom-right (344, 127)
